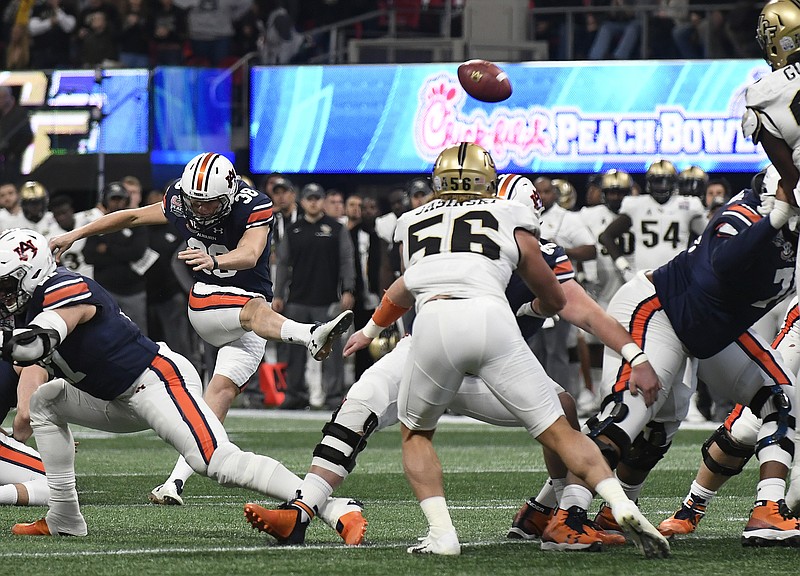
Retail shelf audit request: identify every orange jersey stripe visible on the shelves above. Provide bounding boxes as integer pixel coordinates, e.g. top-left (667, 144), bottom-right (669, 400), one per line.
top-left (737, 331), bottom-right (792, 387)
top-left (772, 305), bottom-right (800, 348)
top-left (151, 355), bottom-right (217, 464)
top-left (612, 295), bottom-right (662, 394)
top-left (43, 281), bottom-right (90, 307)
top-left (553, 261), bottom-right (574, 277)
top-left (0, 443), bottom-right (45, 475)
top-left (189, 291), bottom-right (252, 311)
top-left (247, 207), bottom-right (274, 225)
top-left (724, 204), bottom-right (759, 224)
top-left (723, 403), bottom-right (746, 433)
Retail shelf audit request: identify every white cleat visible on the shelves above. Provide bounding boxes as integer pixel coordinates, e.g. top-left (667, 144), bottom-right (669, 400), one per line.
top-left (612, 500), bottom-right (670, 559)
top-left (407, 529), bottom-right (461, 556)
top-left (148, 480), bottom-right (184, 506)
top-left (308, 311), bottom-right (354, 361)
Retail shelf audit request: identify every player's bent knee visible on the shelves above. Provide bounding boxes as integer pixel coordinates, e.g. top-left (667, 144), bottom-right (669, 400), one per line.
top-left (311, 410), bottom-right (379, 476)
top-left (702, 425), bottom-right (755, 476)
top-left (621, 422), bottom-right (671, 473)
top-left (29, 379), bottom-right (69, 427)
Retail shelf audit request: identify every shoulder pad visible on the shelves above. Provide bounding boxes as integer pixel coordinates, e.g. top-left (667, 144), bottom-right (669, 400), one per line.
top-left (741, 108), bottom-right (762, 142)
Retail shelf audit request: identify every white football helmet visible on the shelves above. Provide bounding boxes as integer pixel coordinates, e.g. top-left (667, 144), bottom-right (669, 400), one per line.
top-left (179, 152), bottom-right (237, 230)
top-left (497, 174), bottom-right (544, 224)
top-left (0, 228), bottom-right (56, 319)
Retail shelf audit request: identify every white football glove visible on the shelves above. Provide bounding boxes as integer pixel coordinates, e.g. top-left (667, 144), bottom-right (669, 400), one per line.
top-left (516, 301), bottom-right (559, 325)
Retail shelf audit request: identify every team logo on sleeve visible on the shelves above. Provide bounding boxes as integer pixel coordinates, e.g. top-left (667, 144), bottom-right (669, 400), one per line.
top-left (14, 240), bottom-right (38, 261)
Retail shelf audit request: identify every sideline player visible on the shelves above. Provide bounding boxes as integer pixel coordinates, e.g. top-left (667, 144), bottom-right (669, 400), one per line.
top-left (1, 228), bottom-right (361, 539)
top-left (49, 153), bottom-right (354, 509)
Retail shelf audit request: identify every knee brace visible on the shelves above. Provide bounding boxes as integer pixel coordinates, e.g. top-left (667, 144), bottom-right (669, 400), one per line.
top-left (621, 422), bottom-right (671, 473)
top-left (701, 425), bottom-right (755, 477)
top-left (587, 402), bottom-right (632, 469)
top-left (750, 385), bottom-right (795, 466)
top-left (311, 409), bottom-right (379, 476)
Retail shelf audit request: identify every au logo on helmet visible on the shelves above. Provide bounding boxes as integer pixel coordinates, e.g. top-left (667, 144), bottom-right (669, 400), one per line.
top-left (14, 240), bottom-right (38, 261)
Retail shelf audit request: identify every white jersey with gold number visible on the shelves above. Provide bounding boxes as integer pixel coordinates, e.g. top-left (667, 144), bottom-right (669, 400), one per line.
top-left (619, 194), bottom-right (705, 272)
top-left (744, 64), bottom-right (800, 173)
top-left (44, 208), bottom-right (102, 278)
top-left (394, 197), bottom-right (538, 309)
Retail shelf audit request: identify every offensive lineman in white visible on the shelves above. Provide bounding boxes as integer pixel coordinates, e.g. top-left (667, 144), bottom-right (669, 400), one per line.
top-left (344, 143), bottom-right (669, 557)
top-left (599, 160), bottom-right (706, 279)
top-left (743, 0), bottom-right (800, 510)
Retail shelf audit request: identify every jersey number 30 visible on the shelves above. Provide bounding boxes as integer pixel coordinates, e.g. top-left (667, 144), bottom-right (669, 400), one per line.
top-left (407, 210), bottom-right (501, 260)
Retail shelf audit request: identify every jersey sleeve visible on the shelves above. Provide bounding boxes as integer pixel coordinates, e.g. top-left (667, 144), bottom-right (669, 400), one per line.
top-left (39, 275), bottom-right (93, 310)
top-left (708, 201), bottom-right (779, 277)
top-left (745, 75), bottom-right (786, 143)
top-left (539, 240), bottom-right (575, 283)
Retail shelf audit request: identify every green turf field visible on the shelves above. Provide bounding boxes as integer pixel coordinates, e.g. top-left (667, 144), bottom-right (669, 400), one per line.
top-left (0, 411), bottom-right (796, 575)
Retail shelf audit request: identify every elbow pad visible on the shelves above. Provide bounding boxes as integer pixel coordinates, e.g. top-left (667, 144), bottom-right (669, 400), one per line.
top-left (1, 310), bottom-right (68, 366)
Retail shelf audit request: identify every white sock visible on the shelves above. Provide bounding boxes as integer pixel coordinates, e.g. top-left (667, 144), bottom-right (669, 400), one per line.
top-left (552, 477), bottom-right (567, 505)
top-left (0, 484), bottom-right (18, 505)
top-left (686, 480), bottom-right (716, 508)
top-left (594, 477), bottom-right (628, 508)
top-left (280, 319), bottom-right (311, 345)
top-left (559, 484), bottom-right (593, 510)
top-left (756, 477), bottom-right (786, 503)
top-left (618, 478), bottom-right (643, 501)
top-left (22, 479), bottom-right (49, 506)
top-left (419, 496), bottom-right (455, 538)
top-left (166, 457), bottom-right (195, 488)
top-left (296, 473), bottom-right (334, 521)
top-left (534, 478), bottom-right (558, 508)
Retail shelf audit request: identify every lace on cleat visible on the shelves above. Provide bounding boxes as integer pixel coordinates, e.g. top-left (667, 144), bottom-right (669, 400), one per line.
top-left (658, 499), bottom-right (706, 537)
top-left (244, 500), bottom-right (313, 545)
top-left (611, 501), bottom-right (671, 559)
top-left (308, 310), bottom-right (354, 361)
top-left (741, 499), bottom-right (800, 547)
top-left (148, 479), bottom-right (184, 506)
top-left (593, 501), bottom-right (623, 534)
top-left (540, 506), bottom-right (604, 552)
top-left (507, 498), bottom-right (553, 540)
top-left (407, 529), bottom-right (461, 555)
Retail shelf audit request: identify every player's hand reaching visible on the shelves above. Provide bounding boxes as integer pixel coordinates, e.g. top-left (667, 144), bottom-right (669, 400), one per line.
top-left (179, 247), bottom-right (216, 272)
top-left (628, 361), bottom-right (662, 407)
top-left (343, 330), bottom-right (373, 357)
top-left (50, 232), bottom-right (78, 262)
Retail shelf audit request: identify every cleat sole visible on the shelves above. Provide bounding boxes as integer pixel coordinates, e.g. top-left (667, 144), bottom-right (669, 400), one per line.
top-left (540, 540), bottom-right (603, 552)
top-left (313, 312), bottom-right (353, 361)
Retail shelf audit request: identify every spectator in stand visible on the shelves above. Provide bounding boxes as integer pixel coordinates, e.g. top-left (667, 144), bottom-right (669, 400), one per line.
top-left (174, 0), bottom-right (251, 66)
top-left (704, 177), bottom-right (732, 219)
top-left (143, 188), bottom-right (194, 361)
top-left (0, 87), bottom-right (32, 185)
top-left (151, 0), bottom-right (188, 66)
top-left (118, 0), bottom-right (151, 68)
top-left (28, 0), bottom-right (77, 69)
top-left (588, 0), bottom-right (647, 60)
top-left (671, 0), bottom-right (730, 59)
top-left (122, 174), bottom-right (143, 209)
top-left (76, 0), bottom-right (121, 50)
top-left (647, 0), bottom-right (687, 59)
top-left (259, 0), bottom-right (305, 64)
top-left (78, 10), bottom-right (120, 68)
top-left (273, 183), bottom-right (355, 410)
top-left (323, 188), bottom-right (346, 225)
top-left (83, 181), bottom-right (150, 335)
top-left (723, 0), bottom-right (761, 59)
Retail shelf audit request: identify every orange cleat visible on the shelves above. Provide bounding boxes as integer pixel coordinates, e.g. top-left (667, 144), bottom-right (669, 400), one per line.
top-left (540, 506), bottom-right (605, 551)
top-left (594, 502), bottom-right (623, 533)
top-left (507, 499), bottom-right (554, 540)
top-left (658, 499), bottom-right (706, 536)
top-left (742, 500), bottom-right (800, 547)
top-left (12, 519), bottom-right (51, 536)
top-left (244, 500), bottom-right (313, 545)
top-left (335, 509), bottom-right (368, 546)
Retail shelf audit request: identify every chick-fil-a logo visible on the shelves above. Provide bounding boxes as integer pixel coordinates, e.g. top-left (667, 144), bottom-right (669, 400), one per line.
top-left (413, 73), bottom-right (553, 168)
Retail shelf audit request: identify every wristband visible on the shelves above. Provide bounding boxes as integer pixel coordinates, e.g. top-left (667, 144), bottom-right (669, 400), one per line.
top-left (372, 292), bottom-right (411, 327)
top-left (630, 352), bottom-right (649, 367)
top-left (361, 319), bottom-right (383, 339)
top-left (211, 255), bottom-right (219, 270)
top-left (620, 342), bottom-right (643, 363)
top-left (614, 256), bottom-right (631, 272)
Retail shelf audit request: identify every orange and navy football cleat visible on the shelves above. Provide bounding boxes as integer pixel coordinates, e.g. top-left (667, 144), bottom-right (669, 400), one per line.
top-left (594, 502), bottom-right (624, 534)
top-left (540, 506), bottom-right (605, 551)
top-left (741, 500), bottom-right (800, 547)
top-left (11, 518), bottom-right (51, 536)
top-left (507, 499), bottom-right (554, 540)
top-left (658, 499), bottom-right (706, 536)
top-left (244, 499), bottom-right (314, 545)
top-left (335, 507), bottom-right (368, 546)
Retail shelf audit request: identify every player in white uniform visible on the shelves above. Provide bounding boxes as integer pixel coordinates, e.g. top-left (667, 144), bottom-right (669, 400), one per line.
top-left (743, 0), bottom-right (800, 510)
top-left (47, 194), bottom-right (100, 279)
top-left (49, 154), bottom-right (360, 537)
top-left (600, 160), bottom-right (706, 277)
top-left (337, 144), bottom-right (668, 557)
top-left (0, 182), bottom-right (60, 236)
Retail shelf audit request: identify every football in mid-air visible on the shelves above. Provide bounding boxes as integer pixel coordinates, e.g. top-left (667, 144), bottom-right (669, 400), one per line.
top-left (457, 60), bottom-right (512, 103)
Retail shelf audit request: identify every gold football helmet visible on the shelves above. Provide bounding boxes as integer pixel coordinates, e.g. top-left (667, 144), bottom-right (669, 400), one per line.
top-left (678, 166), bottom-right (708, 197)
top-left (368, 327), bottom-right (400, 360)
top-left (19, 181), bottom-right (49, 223)
top-left (431, 143), bottom-right (497, 197)
top-left (19, 181), bottom-right (48, 203)
top-left (645, 159), bottom-right (678, 204)
top-left (757, 0), bottom-right (800, 70)
top-left (600, 169), bottom-right (632, 213)
top-left (552, 178), bottom-right (577, 210)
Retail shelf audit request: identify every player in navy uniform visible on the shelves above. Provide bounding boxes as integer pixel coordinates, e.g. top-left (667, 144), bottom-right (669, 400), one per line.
top-left (49, 153), bottom-right (357, 516)
top-left (544, 172), bottom-right (800, 546)
top-left (1, 228), bottom-right (361, 538)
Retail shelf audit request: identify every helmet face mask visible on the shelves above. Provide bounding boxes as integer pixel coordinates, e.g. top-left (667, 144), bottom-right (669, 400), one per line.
top-left (646, 160), bottom-right (678, 204)
top-left (0, 229), bottom-right (56, 319)
top-left (600, 169), bottom-right (632, 213)
top-left (678, 166), bottom-right (708, 197)
top-left (179, 153), bottom-right (237, 231)
top-left (432, 143), bottom-right (497, 197)
top-left (757, 0), bottom-right (800, 70)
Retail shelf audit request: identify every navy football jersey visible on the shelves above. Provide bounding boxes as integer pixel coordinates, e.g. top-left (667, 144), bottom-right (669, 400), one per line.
top-left (505, 238), bottom-right (575, 340)
top-left (652, 190), bottom-right (797, 358)
top-left (163, 177), bottom-right (274, 298)
top-left (0, 359), bottom-right (18, 424)
top-left (24, 268), bottom-right (160, 400)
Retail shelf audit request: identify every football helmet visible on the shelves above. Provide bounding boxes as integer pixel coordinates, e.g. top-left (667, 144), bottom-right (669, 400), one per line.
top-left (678, 166), bottom-right (708, 197)
top-left (600, 169), bottom-right (632, 214)
top-left (0, 229), bottom-right (56, 319)
top-left (497, 174), bottom-right (544, 224)
top-left (20, 181), bottom-right (49, 224)
top-left (431, 143), bottom-right (497, 197)
top-left (552, 178), bottom-right (577, 210)
top-left (645, 160), bottom-right (678, 204)
top-left (368, 326), bottom-right (400, 360)
top-left (757, 0), bottom-right (800, 70)
top-left (179, 152), bottom-right (237, 231)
